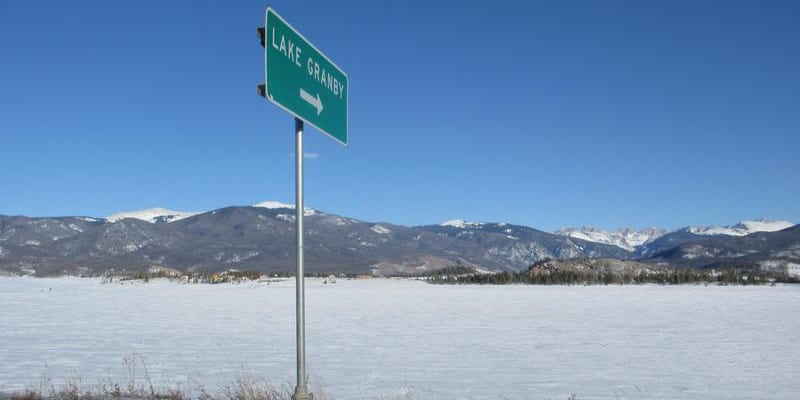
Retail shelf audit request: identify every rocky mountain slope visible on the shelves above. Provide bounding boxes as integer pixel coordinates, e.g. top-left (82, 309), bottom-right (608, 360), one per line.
top-left (651, 225), bottom-right (800, 268)
top-left (556, 227), bottom-right (668, 251)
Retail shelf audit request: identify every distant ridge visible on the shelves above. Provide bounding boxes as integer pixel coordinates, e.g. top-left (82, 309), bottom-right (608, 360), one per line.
top-left (685, 219), bottom-right (794, 237)
top-left (557, 219), bottom-right (794, 252)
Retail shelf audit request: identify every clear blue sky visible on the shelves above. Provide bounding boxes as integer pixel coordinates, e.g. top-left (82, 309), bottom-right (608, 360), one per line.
top-left (1, 1), bottom-right (798, 231)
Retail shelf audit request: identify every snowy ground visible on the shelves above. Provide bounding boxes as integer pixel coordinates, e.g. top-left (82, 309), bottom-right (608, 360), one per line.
top-left (1, 278), bottom-right (798, 400)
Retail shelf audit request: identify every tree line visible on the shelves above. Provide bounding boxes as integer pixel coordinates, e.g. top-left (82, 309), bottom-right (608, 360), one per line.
top-left (427, 262), bottom-right (800, 286)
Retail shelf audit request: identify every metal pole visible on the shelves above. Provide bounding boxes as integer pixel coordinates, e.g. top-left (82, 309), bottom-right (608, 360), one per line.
top-left (293, 117), bottom-right (311, 400)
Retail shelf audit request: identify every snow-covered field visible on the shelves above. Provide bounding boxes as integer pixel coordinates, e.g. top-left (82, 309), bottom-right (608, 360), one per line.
top-left (1, 278), bottom-right (798, 400)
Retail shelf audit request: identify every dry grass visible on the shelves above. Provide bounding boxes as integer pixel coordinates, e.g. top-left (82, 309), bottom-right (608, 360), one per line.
top-left (0, 354), bottom-right (587, 400)
top-left (6, 377), bottom-right (304, 400)
top-left (3, 354), bottom-right (323, 400)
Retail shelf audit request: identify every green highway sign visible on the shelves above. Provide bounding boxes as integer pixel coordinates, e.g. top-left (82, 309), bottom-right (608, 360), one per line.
top-left (264, 7), bottom-right (349, 146)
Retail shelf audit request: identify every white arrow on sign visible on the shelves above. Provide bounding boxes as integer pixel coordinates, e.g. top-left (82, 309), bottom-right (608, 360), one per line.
top-left (299, 88), bottom-right (323, 116)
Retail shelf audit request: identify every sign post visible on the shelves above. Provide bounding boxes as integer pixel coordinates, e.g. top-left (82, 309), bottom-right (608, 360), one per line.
top-left (257, 7), bottom-right (348, 400)
top-left (293, 116), bottom-right (308, 400)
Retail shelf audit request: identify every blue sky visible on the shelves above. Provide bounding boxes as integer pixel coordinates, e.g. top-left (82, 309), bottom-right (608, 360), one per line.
top-left (0, 1), bottom-right (798, 231)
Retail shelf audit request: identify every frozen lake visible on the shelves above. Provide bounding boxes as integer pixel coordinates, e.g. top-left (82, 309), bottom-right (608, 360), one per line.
top-left (1, 277), bottom-right (798, 400)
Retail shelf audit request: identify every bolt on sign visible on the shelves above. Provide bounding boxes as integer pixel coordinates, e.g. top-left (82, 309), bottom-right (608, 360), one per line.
top-left (264, 7), bottom-right (349, 146)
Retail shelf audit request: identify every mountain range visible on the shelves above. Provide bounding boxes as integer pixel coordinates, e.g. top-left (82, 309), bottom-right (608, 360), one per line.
top-left (0, 202), bottom-right (797, 277)
top-left (557, 220), bottom-right (794, 255)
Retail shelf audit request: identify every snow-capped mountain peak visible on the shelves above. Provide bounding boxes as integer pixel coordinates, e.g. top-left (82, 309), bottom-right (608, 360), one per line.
top-left (687, 219), bottom-right (794, 237)
top-left (253, 200), bottom-right (294, 209)
top-left (555, 226), bottom-right (668, 252)
top-left (106, 208), bottom-right (200, 224)
top-left (439, 219), bottom-right (485, 229)
top-left (253, 200), bottom-right (317, 216)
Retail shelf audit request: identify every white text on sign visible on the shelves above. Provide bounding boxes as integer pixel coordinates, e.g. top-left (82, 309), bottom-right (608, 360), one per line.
top-left (271, 28), bottom-right (346, 100)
